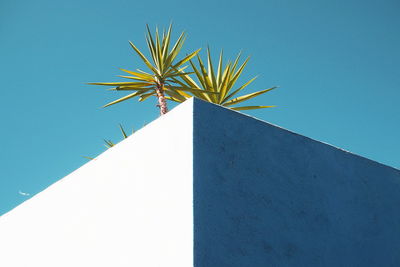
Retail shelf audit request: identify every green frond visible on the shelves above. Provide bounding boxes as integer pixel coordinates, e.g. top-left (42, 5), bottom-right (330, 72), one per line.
top-left (88, 82), bottom-right (145, 86)
top-left (102, 90), bottom-right (148, 108)
top-left (119, 69), bottom-right (154, 81)
top-left (89, 24), bottom-right (203, 110)
top-left (164, 88), bottom-right (187, 102)
top-left (170, 48), bottom-right (201, 71)
top-left (221, 76), bottom-right (257, 103)
top-left (104, 139), bottom-right (115, 148)
top-left (164, 96), bottom-right (184, 103)
top-left (119, 124), bottom-right (128, 138)
top-left (223, 87), bottom-right (277, 106)
top-left (230, 105), bottom-right (276, 111)
top-left (138, 92), bottom-right (155, 102)
top-left (178, 49), bottom-right (276, 111)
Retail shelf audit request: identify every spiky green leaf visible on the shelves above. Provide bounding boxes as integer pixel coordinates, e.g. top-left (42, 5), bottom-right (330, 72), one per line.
top-left (223, 87), bottom-right (277, 106)
top-left (103, 91), bottom-right (146, 108)
top-left (230, 105), bottom-right (275, 111)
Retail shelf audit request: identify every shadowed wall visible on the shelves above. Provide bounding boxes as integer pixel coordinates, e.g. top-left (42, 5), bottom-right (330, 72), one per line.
top-left (1, 98), bottom-right (398, 267)
top-left (193, 98), bottom-right (400, 267)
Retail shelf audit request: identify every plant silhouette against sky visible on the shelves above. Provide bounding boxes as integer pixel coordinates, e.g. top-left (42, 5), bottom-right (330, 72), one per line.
top-left (90, 25), bottom-right (214, 115)
top-left (173, 48), bottom-right (277, 110)
top-left (90, 25), bottom-right (276, 114)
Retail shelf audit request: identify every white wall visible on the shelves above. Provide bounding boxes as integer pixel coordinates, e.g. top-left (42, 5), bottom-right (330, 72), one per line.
top-left (2, 97), bottom-right (400, 266)
top-left (0, 99), bottom-right (194, 267)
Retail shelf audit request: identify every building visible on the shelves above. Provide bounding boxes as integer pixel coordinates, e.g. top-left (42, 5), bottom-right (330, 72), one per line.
top-left (1, 98), bottom-right (399, 266)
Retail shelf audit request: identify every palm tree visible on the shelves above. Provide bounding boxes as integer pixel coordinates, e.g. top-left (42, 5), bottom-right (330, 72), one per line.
top-left (89, 25), bottom-right (213, 115)
top-left (169, 48), bottom-right (277, 111)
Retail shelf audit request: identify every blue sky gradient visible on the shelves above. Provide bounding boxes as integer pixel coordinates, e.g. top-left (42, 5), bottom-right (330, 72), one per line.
top-left (0, 0), bottom-right (399, 214)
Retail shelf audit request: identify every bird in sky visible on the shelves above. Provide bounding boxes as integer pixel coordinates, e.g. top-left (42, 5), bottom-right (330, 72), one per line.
top-left (18, 190), bottom-right (30, 196)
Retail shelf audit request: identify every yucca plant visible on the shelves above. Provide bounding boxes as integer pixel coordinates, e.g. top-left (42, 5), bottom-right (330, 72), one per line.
top-left (84, 124), bottom-right (133, 160)
top-left (170, 48), bottom-right (277, 111)
top-left (89, 25), bottom-right (213, 115)
top-left (103, 124), bottom-right (132, 148)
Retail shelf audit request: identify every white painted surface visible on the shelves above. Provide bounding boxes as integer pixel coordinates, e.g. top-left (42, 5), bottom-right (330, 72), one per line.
top-left (0, 99), bottom-right (194, 267)
top-left (2, 98), bottom-right (400, 266)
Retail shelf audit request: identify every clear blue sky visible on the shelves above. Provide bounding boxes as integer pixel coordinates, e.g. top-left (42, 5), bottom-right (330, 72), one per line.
top-left (0, 0), bottom-right (399, 215)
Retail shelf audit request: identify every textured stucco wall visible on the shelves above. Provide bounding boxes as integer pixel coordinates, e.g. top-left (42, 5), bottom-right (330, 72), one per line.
top-left (193, 98), bottom-right (400, 267)
top-left (1, 98), bottom-right (399, 267)
top-left (0, 100), bottom-right (194, 267)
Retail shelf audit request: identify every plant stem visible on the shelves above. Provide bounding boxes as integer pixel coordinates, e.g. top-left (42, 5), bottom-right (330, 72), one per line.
top-left (156, 83), bottom-right (168, 115)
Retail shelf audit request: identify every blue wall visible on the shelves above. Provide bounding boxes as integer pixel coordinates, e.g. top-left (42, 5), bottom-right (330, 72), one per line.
top-left (193, 98), bottom-right (400, 266)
